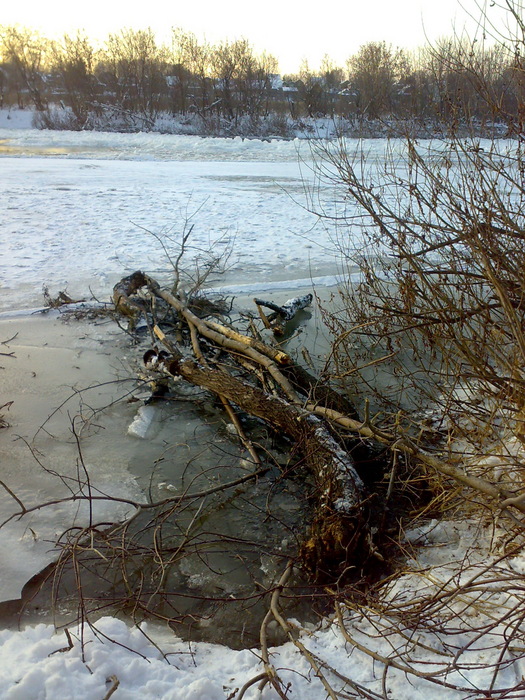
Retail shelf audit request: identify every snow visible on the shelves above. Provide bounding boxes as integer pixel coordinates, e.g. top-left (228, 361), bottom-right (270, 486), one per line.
top-left (1, 127), bottom-right (311, 161)
top-left (1, 519), bottom-right (522, 700)
top-left (127, 405), bottom-right (157, 438)
top-left (1, 122), bottom-right (522, 699)
top-left (0, 109), bottom-right (34, 130)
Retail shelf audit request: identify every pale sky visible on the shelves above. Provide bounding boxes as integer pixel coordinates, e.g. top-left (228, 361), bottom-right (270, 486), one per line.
top-left (0, 0), bottom-right (508, 73)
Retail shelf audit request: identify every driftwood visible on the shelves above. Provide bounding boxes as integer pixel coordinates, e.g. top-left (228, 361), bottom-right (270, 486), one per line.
top-left (116, 270), bottom-right (525, 580)
top-left (147, 347), bottom-right (367, 576)
top-left (112, 270), bottom-right (525, 580)
top-left (112, 270), bottom-right (149, 320)
top-left (144, 276), bottom-right (302, 403)
top-left (254, 294), bottom-right (313, 335)
top-left (110, 271), bottom-right (372, 576)
top-left (254, 294), bottom-right (313, 322)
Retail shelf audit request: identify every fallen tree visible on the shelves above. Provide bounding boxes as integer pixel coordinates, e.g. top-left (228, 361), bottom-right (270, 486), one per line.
top-left (113, 271), bottom-right (374, 578)
top-left (111, 269), bottom-right (525, 583)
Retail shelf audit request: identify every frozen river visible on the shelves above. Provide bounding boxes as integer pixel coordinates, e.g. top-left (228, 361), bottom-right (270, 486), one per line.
top-left (0, 129), bottom-right (355, 314)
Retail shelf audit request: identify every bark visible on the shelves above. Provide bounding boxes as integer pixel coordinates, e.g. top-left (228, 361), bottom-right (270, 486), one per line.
top-left (283, 362), bottom-right (361, 421)
top-left (254, 294), bottom-right (313, 335)
top-left (112, 270), bottom-right (148, 319)
top-left (166, 355), bottom-right (368, 577)
top-left (254, 294), bottom-right (313, 321)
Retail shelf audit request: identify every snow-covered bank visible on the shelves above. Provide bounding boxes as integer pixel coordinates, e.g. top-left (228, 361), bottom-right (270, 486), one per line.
top-left (0, 109), bottom-right (34, 130)
top-left (0, 127), bottom-right (312, 161)
top-left (2, 518), bottom-right (524, 699)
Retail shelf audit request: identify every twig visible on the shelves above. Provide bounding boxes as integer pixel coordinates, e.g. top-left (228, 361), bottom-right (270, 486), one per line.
top-left (269, 561), bottom-right (339, 700)
top-left (102, 675), bottom-right (120, 700)
top-left (235, 672), bottom-right (268, 700)
top-left (219, 395), bottom-right (262, 468)
top-left (255, 302), bottom-right (272, 330)
top-left (147, 277), bottom-right (301, 404)
top-left (0, 479), bottom-right (26, 512)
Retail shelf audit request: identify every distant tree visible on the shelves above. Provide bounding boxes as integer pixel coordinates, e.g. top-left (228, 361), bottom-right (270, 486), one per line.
top-left (398, 50), bottom-right (436, 121)
top-left (294, 59), bottom-right (329, 117)
top-left (347, 41), bottom-right (409, 118)
top-left (320, 54), bottom-right (345, 115)
top-left (0, 26), bottom-right (49, 110)
top-left (103, 28), bottom-right (168, 125)
top-left (171, 29), bottom-right (211, 116)
top-left (51, 33), bottom-right (99, 127)
top-left (236, 48), bottom-right (278, 121)
top-left (168, 29), bottom-right (194, 115)
top-left (0, 65), bottom-right (5, 108)
top-left (205, 38), bottom-right (278, 127)
top-left (212, 39), bottom-right (242, 120)
top-left (422, 37), bottom-right (516, 128)
top-left (489, 48), bottom-right (524, 124)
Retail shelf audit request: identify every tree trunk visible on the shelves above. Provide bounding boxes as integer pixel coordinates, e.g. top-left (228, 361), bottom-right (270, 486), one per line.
top-left (167, 355), bottom-right (368, 578)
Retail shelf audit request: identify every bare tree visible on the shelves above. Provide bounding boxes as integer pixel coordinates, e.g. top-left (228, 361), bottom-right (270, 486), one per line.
top-left (347, 41), bottom-right (409, 119)
top-left (103, 28), bottom-right (168, 126)
top-left (0, 25), bottom-right (49, 111)
top-left (171, 29), bottom-right (212, 119)
top-left (294, 59), bottom-right (329, 117)
top-left (51, 32), bottom-right (100, 128)
top-left (320, 54), bottom-right (345, 117)
top-left (296, 4), bottom-right (525, 696)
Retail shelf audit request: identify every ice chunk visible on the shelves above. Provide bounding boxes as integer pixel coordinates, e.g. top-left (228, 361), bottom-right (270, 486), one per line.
top-left (127, 405), bottom-right (156, 438)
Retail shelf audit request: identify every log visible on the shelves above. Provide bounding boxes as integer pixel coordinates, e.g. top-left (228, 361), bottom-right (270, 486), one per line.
top-left (283, 362), bottom-right (361, 421)
top-left (145, 277), bottom-right (301, 404)
top-left (115, 272), bottom-right (525, 584)
top-left (254, 294), bottom-right (313, 335)
top-left (112, 270), bottom-right (148, 320)
top-left (204, 319), bottom-right (291, 365)
top-left (165, 354), bottom-right (368, 578)
top-left (254, 294), bottom-right (313, 322)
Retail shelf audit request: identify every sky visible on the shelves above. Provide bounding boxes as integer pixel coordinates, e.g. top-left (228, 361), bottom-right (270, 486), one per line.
top-left (0, 0), bottom-right (510, 74)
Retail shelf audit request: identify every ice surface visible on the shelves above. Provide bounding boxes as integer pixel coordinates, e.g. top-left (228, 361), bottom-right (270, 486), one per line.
top-left (0, 316), bottom-right (145, 602)
top-left (0, 143), bottom-right (338, 312)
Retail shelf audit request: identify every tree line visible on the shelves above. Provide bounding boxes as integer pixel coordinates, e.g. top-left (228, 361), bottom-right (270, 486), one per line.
top-left (1, 25), bottom-right (524, 135)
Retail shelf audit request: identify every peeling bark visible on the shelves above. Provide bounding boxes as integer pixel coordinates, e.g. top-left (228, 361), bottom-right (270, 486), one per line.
top-left (112, 270), bottom-right (148, 319)
top-left (166, 355), bottom-right (367, 577)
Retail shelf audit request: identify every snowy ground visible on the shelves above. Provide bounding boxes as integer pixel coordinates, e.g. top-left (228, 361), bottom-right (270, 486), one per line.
top-left (1, 120), bottom-right (523, 699)
top-left (1, 519), bottom-right (523, 700)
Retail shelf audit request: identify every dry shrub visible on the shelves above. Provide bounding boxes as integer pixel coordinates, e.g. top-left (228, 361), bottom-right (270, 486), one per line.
top-left (302, 5), bottom-right (525, 694)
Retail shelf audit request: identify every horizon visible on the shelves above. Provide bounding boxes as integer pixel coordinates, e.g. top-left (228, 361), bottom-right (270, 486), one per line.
top-left (0, 0), bottom-right (508, 75)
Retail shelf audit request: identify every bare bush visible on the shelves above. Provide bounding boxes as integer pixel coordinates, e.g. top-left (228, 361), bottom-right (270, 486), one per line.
top-left (300, 2), bottom-right (525, 696)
